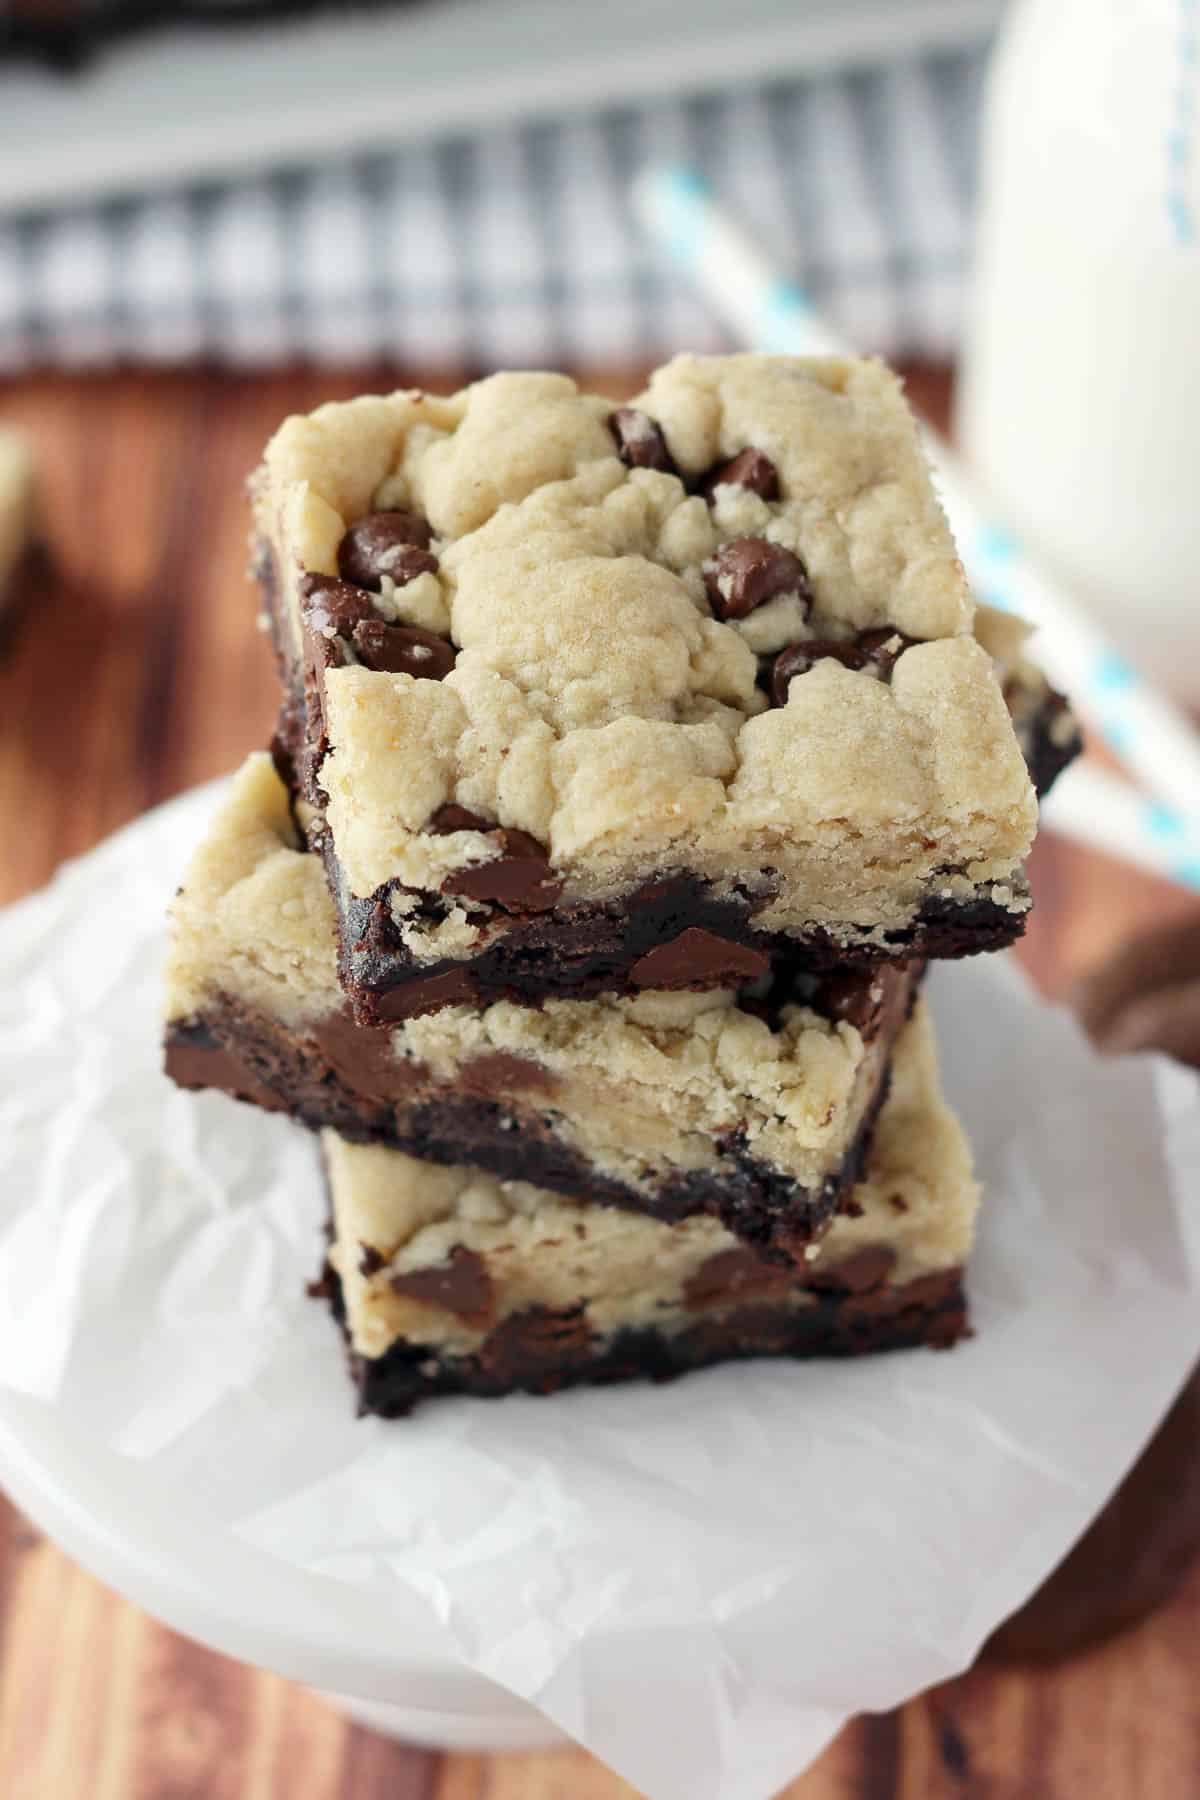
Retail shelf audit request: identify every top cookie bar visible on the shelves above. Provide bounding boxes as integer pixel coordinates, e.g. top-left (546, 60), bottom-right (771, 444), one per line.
top-left (255, 354), bottom-right (1038, 1021)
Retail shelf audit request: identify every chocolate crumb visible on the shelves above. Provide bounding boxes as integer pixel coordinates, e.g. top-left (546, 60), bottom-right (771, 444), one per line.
top-left (609, 407), bottom-right (677, 474)
top-left (703, 538), bottom-right (811, 621)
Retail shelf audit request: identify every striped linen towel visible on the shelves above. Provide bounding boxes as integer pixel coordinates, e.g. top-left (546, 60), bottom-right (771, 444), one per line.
top-left (0, 46), bottom-right (984, 371)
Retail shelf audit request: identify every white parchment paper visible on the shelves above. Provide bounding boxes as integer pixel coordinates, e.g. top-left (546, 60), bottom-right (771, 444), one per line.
top-left (2, 779), bottom-right (1199, 1800)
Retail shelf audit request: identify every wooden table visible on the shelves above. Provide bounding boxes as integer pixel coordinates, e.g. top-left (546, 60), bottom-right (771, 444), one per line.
top-left (0, 363), bottom-right (1195, 1800)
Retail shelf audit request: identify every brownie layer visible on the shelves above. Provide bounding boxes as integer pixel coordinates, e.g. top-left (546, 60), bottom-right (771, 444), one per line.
top-left (335, 1267), bottom-right (968, 1417)
top-left (165, 1002), bottom-right (893, 1259)
top-left (328, 845), bottom-right (1019, 1023)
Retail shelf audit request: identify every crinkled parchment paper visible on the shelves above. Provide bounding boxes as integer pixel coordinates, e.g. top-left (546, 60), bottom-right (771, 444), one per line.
top-left (2, 780), bottom-right (1199, 1800)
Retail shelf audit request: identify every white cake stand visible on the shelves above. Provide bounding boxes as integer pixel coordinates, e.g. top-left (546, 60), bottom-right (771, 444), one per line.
top-left (0, 1387), bottom-right (563, 1750)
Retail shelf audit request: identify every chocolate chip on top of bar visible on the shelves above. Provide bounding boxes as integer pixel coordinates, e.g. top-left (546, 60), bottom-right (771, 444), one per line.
top-left (703, 537), bottom-right (812, 622)
top-left (608, 406), bottom-right (678, 474)
top-left (337, 509), bottom-right (437, 588)
top-left (699, 446), bottom-right (780, 501)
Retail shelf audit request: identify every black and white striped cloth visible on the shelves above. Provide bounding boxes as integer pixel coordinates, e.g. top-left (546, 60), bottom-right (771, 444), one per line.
top-left (0, 47), bottom-right (984, 371)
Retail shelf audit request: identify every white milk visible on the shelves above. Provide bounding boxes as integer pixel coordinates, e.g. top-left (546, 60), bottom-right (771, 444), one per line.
top-left (957, 0), bottom-right (1200, 702)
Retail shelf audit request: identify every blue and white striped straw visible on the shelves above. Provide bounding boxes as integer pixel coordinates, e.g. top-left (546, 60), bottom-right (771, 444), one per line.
top-left (633, 163), bottom-right (1200, 893)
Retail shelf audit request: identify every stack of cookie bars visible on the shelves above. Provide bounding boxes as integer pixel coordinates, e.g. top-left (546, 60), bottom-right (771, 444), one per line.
top-left (163, 355), bottom-right (1079, 1415)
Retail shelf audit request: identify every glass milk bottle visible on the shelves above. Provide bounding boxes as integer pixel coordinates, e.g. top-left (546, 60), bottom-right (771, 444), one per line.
top-left (957, 0), bottom-right (1200, 703)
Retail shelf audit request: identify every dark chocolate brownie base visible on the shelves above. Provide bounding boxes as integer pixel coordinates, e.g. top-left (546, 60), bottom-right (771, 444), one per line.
top-left (330, 851), bottom-right (1023, 1024)
top-left (320, 1263), bottom-right (968, 1418)
top-left (164, 998), bottom-right (895, 1263)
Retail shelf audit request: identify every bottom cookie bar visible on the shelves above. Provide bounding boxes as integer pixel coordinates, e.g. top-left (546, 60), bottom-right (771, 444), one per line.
top-left (321, 1003), bottom-right (977, 1416)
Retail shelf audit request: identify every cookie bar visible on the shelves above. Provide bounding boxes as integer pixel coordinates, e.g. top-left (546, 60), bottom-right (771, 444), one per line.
top-left (0, 427), bottom-right (36, 619)
top-left (974, 604), bottom-right (1082, 799)
top-left (254, 354), bottom-right (1038, 1022)
top-left (319, 1003), bottom-right (976, 1415)
top-left (164, 754), bottom-right (919, 1259)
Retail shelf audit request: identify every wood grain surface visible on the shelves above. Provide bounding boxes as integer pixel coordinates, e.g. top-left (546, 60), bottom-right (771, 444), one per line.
top-left (0, 363), bottom-right (1196, 1800)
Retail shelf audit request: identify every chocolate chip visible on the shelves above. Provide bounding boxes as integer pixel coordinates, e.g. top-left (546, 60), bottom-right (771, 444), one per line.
top-left (460, 1051), bottom-right (556, 1097)
top-left (771, 639), bottom-right (869, 705)
top-left (390, 1246), bottom-right (494, 1326)
top-left (770, 624), bottom-right (914, 705)
top-left (629, 927), bottom-right (771, 991)
top-left (300, 575), bottom-right (375, 637)
top-left (372, 967), bottom-right (479, 1022)
top-left (857, 625), bottom-right (914, 673)
top-left (810, 968), bottom-right (889, 1033)
top-left (809, 1246), bottom-right (895, 1295)
top-left (703, 538), bottom-right (811, 622)
top-left (349, 617), bottom-right (456, 679)
top-left (338, 510), bottom-right (436, 589)
top-left (359, 1243), bottom-right (386, 1277)
top-left (427, 802), bottom-right (496, 835)
top-left (683, 1247), bottom-right (792, 1311)
top-left (700, 447), bottom-right (780, 501)
top-left (608, 407), bottom-right (678, 475)
top-left (442, 829), bottom-right (564, 914)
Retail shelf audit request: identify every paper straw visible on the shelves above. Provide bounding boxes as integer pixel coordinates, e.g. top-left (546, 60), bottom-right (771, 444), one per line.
top-left (1042, 765), bottom-right (1200, 893)
top-left (632, 164), bottom-right (1200, 830)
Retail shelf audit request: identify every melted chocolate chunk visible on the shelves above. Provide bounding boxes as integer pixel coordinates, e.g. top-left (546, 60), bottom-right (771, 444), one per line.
top-left (809, 1246), bottom-right (895, 1295)
top-left (629, 927), bottom-right (771, 991)
top-left (771, 639), bottom-right (869, 705)
top-left (703, 538), bottom-right (811, 621)
top-left (608, 407), bottom-right (677, 474)
top-left (770, 624), bottom-right (914, 705)
top-left (300, 575), bottom-right (375, 637)
top-left (442, 829), bottom-right (565, 914)
top-left (350, 617), bottom-right (456, 679)
top-left (810, 968), bottom-right (890, 1034)
top-left (390, 1246), bottom-right (494, 1326)
top-left (700, 447), bottom-right (780, 501)
top-left (338, 510), bottom-right (436, 588)
top-left (359, 1243), bottom-right (387, 1277)
top-left (857, 625), bottom-right (915, 672)
top-left (459, 1051), bottom-right (556, 1097)
top-left (427, 802), bottom-right (496, 835)
top-left (373, 967), bottom-right (479, 1021)
top-left (683, 1247), bottom-right (793, 1310)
